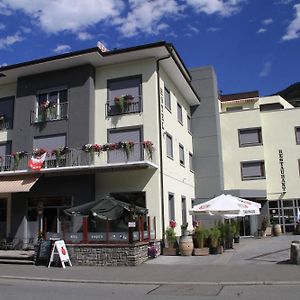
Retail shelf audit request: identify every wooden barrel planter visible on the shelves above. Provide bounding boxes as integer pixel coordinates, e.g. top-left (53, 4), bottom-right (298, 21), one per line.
top-left (179, 230), bottom-right (194, 256)
top-left (273, 224), bottom-right (282, 236)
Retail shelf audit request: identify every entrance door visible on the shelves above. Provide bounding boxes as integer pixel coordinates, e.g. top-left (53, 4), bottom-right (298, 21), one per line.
top-left (43, 208), bottom-right (58, 236)
top-left (0, 198), bottom-right (6, 238)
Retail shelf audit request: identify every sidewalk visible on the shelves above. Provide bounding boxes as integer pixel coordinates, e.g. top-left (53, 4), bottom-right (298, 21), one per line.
top-left (0, 235), bottom-right (299, 285)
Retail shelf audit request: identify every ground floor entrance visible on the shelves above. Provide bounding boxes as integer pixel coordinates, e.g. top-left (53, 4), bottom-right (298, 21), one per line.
top-left (27, 197), bottom-right (72, 241)
top-left (269, 199), bottom-right (300, 233)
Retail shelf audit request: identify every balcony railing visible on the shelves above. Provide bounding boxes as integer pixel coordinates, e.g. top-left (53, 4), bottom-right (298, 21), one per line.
top-left (0, 116), bottom-right (13, 131)
top-left (106, 97), bottom-right (142, 116)
top-left (31, 102), bottom-right (68, 123)
top-left (0, 144), bottom-right (156, 173)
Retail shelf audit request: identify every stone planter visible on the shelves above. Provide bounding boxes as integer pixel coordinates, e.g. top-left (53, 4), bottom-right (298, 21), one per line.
top-left (193, 247), bottom-right (209, 256)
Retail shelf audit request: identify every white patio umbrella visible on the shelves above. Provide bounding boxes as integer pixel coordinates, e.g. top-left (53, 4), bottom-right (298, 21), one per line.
top-left (189, 194), bottom-right (261, 217)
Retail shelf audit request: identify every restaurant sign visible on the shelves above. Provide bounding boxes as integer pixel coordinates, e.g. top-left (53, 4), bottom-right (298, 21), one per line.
top-left (278, 149), bottom-right (286, 194)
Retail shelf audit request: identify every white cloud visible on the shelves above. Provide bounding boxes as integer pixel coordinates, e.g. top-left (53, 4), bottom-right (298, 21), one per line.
top-left (20, 26), bottom-right (32, 33)
top-left (207, 27), bottom-right (221, 32)
top-left (257, 28), bottom-right (267, 34)
top-left (0, 31), bottom-right (24, 49)
top-left (0, 0), bottom-right (124, 33)
top-left (282, 4), bottom-right (300, 40)
top-left (0, 0), bottom-right (246, 39)
top-left (77, 32), bottom-right (94, 41)
top-left (188, 24), bottom-right (200, 33)
top-left (118, 0), bottom-right (183, 37)
top-left (53, 44), bottom-right (71, 54)
top-left (0, 63), bottom-right (8, 67)
top-left (274, 0), bottom-right (293, 5)
top-left (0, 23), bottom-right (5, 30)
top-left (262, 18), bottom-right (273, 25)
top-left (259, 61), bottom-right (272, 77)
top-left (185, 0), bottom-right (243, 17)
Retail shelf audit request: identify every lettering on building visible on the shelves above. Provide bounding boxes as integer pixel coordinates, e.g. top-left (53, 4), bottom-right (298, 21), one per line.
top-left (278, 149), bottom-right (286, 193)
top-left (160, 87), bottom-right (165, 130)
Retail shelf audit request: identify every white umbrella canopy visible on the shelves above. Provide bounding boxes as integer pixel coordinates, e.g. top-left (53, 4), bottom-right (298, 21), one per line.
top-left (189, 194), bottom-right (261, 217)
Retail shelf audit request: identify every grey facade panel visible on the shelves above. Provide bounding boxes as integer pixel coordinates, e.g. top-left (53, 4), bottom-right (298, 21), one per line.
top-left (190, 66), bottom-right (224, 201)
top-left (13, 64), bottom-right (95, 153)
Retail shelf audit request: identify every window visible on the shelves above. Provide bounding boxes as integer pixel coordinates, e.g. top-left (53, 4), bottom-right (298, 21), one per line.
top-left (166, 133), bottom-right (173, 158)
top-left (241, 161), bottom-right (265, 180)
top-left (107, 76), bottom-right (142, 115)
top-left (177, 103), bottom-right (183, 124)
top-left (181, 196), bottom-right (187, 225)
top-left (295, 127), bottom-right (300, 144)
top-left (0, 199), bottom-right (6, 234)
top-left (239, 128), bottom-right (262, 147)
top-left (33, 134), bottom-right (66, 159)
top-left (260, 103), bottom-right (283, 111)
top-left (168, 193), bottom-right (175, 221)
top-left (187, 115), bottom-right (191, 133)
top-left (0, 96), bottom-right (14, 130)
top-left (108, 127), bottom-right (142, 163)
top-left (164, 87), bottom-right (171, 111)
top-left (226, 106), bottom-right (243, 112)
top-left (179, 144), bottom-right (185, 166)
top-left (0, 141), bottom-right (11, 169)
top-left (189, 152), bottom-right (193, 172)
top-left (34, 89), bottom-right (68, 122)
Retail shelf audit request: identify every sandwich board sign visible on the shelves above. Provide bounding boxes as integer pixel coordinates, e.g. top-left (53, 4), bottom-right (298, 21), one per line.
top-left (48, 240), bottom-right (72, 268)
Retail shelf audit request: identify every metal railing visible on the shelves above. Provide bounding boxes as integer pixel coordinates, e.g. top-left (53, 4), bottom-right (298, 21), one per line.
top-left (31, 102), bottom-right (68, 123)
top-left (0, 144), bottom-right (156, 173)
top-left (106, 97), bottom-right (142, 116)
top-left (0, 116), bottom-right (13, 131)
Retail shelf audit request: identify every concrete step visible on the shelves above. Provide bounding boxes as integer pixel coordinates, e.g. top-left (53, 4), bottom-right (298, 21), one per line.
top-left (0, 259), bottom-right (35, 265)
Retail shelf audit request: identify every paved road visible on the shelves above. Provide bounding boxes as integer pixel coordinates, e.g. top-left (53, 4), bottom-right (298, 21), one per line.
top-left (0, 234), bottom-right (299, 287)
top-left (1, 278), bottom-right (300, 300)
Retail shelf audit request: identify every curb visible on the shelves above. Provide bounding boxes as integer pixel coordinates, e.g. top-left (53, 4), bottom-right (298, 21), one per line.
top-left (1, 276), bottom-right (300, 286)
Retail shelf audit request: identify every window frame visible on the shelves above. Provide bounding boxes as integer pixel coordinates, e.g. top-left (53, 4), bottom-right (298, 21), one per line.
top-left (241, 160), bottom-right (266, 181)
top-left (181, 196), bottom-right (187, 225)
top-left (164, 87), bottom-right (171, 112)
top-left (0, 96), bottom-right (14, 130)
top-left (168, 192), bottom-right (175, 221)
top-left (295, 127), bottom-right (300, 145)
top-left (177, 102), bottom-right (183, 125)
top-left (187, 115), bottom-right (191, 134)
top-left (179, 143), bottom-right (185, 167)
top-left (166, 133), bottom-right (174, 159)
top-left (238, 127), bottom-right (263, 147)
top-left (189, 152), bottom-right (193, 172)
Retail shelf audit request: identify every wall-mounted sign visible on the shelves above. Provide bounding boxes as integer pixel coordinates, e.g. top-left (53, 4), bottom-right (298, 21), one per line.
top-left (128, 222), bottom-right (136, 228)
top-left (278, 149), bottom-right (286, 193)
top-left (160, 87), bottom-right (165, 130)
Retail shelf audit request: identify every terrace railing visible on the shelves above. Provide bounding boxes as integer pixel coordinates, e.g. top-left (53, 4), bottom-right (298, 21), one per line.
top-left (31, 102), bottom-right (68, 123)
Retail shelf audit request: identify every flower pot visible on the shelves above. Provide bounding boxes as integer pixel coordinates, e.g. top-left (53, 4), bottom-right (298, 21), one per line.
top-left (272, 224), bottom-right (282, 236)
top-left (163, 247), bottom-right (177, 256)
top-left (234, 236), bottom-right (240, 243)
top-left (193, 247), bottom-right (209, 256)
top-left (179, 231), bottom-right (194, 256)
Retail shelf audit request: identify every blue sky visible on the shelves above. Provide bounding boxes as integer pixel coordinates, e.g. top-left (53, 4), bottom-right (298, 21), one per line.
top-left (0, 0), bottom-right (299, 96)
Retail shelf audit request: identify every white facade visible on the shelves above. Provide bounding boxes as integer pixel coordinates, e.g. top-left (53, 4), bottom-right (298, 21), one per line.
top-left (219, 94), bottom-right (300, 233)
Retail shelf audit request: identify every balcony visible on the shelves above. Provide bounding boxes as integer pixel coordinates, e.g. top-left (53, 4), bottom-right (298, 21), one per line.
top-left (106, 97), bottom-right (142, 117)
top-left (31, 102), bottom-right (68, 123)
top-left (0, 143), bottom-right (157, 174)
top-left (0, 115), bottom-right (12, 131)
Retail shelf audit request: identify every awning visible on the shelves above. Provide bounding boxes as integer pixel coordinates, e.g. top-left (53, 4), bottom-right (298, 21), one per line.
top-left (64, 196), bottom-right (148, 220)
top-left (0, 175), bottom-right (40, 193)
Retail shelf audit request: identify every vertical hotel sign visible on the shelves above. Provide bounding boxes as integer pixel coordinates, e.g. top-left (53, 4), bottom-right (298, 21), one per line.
top-left (160, 87), bottom-right (165, 130)
top-left (278, 149), bottom-right (286, 194)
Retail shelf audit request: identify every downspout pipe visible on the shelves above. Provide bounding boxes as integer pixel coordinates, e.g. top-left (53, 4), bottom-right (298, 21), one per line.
top-left (156, 54), bottom-right (171, 242)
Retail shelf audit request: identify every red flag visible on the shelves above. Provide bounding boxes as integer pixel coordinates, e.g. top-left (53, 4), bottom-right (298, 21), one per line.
top-left (28, 152), bottom-right (47, 171)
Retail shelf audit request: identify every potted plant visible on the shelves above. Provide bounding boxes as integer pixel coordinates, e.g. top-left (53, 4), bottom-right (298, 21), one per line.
top-left (232, 220), bottom-right (240, 243)
top-left (163, 220), bottom-right (177, 256)
top-left (114, 94), bottom-right (134, 113)
top-left (51, 146), bottom-right (70, 167)
top-left (142, 141), bottom-right (154, 160)
top-left (261, 217), bottom-right (269, 237)
top-left (224, 222), bottom-right (234, 249)
top-left (193, 226), bottom-right (209, 256)
top-left (209, 227), bottom-right (221, 255)
top-left (12, 151), bottom-right (28, 169)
